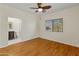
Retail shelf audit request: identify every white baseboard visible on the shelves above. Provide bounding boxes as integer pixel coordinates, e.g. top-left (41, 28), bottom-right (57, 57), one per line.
top-left (8, 36), bottom-right (38, 46)
top-left (0, 45), bottom-right (8, 48)
top-left (2, 36), bottom-right (78, 48)
top-left (0, 36), bottom-right (38, 48)
top-left (40, 36), bottom-right (79, 48)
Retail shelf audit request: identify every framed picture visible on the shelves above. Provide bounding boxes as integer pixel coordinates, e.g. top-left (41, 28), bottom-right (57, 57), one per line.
top-left (45, 18), bottom-right (63, 32)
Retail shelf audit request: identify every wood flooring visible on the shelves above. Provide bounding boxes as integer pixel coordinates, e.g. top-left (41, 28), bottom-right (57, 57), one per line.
top-left (0, 38), bottom-right (79, 56)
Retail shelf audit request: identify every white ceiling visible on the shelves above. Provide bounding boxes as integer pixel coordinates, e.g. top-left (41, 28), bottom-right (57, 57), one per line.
top-left (1, 3), bottom-right (79, 13)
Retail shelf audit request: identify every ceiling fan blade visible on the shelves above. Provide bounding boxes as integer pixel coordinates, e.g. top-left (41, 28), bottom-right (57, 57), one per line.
top-left (42, 6), bottom-right (51, 9)
top-left (37, 3), bottom-right (42, 6)
top-left (30, 7), bottom-right (38, 9)
top-left (37, 3), bottom-right (42, 8)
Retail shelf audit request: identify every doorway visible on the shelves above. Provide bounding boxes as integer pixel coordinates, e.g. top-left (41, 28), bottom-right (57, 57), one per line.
top-left (8, 17), bottom-right (21, 40)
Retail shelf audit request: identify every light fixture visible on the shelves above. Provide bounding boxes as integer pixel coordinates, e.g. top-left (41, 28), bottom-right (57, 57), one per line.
top-left (38, 8), bottom-right (43, 12)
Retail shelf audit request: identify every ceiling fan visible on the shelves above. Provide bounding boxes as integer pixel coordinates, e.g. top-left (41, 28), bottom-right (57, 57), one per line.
top-left (30, 3), bottom-right (51, 12)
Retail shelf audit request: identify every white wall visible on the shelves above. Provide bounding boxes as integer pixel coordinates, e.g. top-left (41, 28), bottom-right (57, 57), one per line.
top-left (0, 5), bottom-right (39, 48)
top-left (0, 15), bottom-right (8, 48)
top-left (40, 6), bottom-right (79, 47)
